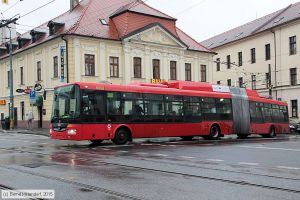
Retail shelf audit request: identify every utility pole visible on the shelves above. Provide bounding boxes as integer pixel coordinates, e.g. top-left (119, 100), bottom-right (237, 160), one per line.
top-left (268, 64), bottom-right (272, 97)
top-left (0, 17), bottom-right (18, 129)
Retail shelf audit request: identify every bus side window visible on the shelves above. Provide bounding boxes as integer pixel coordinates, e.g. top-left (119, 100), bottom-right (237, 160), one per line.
top-left (263, 104), bottom-right (272, 122)
top-left (271, 104), bottom-right (280, 123)
top-left (201, 98), bottom-right (217, 120)
top-left (183, 96), bottom-right (202, 122)
top-left (143, 93), bottom-right (165, 122)
top-left (250, 102), bottom-right (263, 123)
top-left (283, 106), bottom-right (289, 122)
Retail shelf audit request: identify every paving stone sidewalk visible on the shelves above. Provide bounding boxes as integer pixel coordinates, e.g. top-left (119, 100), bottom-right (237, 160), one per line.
top-left (0, 128), bottom-right (49, 136)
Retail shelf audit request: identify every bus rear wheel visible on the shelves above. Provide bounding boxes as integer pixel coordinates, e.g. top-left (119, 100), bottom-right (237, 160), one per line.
top-left (90, 140), bottom-right (103, 145)
top-left (264, 127), bottom-right (276, 138)
top-left (181, 136), bottom-right (194, 141)
top-left (206, 125), bottom-right (220, 140)
top-left (112, 128), bottom-right (129, 145)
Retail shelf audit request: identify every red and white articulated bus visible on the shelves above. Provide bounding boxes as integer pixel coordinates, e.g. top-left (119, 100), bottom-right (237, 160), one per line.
top-left (50, 81), bottom-right (289, 145)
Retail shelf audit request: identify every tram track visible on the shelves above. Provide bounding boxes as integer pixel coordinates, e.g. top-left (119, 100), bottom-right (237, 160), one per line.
top-left (0, 146), bottom-right (300, 195)
top-left (0, 165), bottom-right (146, 200)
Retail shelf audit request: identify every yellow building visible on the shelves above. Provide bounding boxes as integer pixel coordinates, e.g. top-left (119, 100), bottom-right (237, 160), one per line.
top-left (0, 0), bottom-right (214, 128)
top-left (202, 2), bottom-right (300, 121)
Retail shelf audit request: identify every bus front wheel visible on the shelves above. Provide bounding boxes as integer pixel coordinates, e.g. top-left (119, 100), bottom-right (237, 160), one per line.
top-left (112, 128), bottom-right (129, 145)
top-left (206, 125), bottom-right (220, 140)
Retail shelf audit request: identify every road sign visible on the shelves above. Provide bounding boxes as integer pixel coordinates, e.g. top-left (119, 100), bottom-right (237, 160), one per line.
top-left (16, 89), bottom-right (25, 93)
top-left (29, 90), bottom-right (36, 104)
top-left (34, 83), bottom-right (42, 91)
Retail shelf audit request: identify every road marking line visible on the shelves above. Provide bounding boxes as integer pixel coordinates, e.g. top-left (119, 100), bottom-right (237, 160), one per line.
top-left (180, 156), bottom-right (195, 159)
top-left (155, 154), bottom-right (168, 157)
top-left (238, 145), bottom-right (300, 152)
top-left (277, 166), bottom-right (300, 170)
top-left (102, 148), bottom-right (110, 151)
top-left (119, 151), bottom-right (128, 153)
top-left (134, 152), bottom-right (148, 155)
top-left (141, 144), bottom-right (153, 146)
top-left (206, 159), bottom-right (224, 162)
top-left (238, 162), bottom-right (259, 166)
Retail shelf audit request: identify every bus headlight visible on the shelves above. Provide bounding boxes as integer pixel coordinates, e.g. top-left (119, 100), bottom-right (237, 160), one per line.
top-left (67, 129), bottom-right (77, 135)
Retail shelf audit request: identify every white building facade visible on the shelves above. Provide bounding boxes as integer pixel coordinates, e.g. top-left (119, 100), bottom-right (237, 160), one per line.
top-left (201, 3), bottom-right (300, 122)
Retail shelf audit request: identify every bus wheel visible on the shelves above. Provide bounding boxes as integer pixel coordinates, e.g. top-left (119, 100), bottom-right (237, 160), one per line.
top-left (90, 140), bottom-right (103, 145)
top-left (209, 125), bottom-right (220, 140)
top-left (112, 128), bottom-right (129, 145)
top-left (181, 136), bottom-right (194, 141)
top-left (268, 127), bottom-right (276, 138)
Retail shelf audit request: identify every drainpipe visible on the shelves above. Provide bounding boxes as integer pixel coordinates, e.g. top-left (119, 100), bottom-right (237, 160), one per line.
top-left (61, 35), bottom-right (69, 83)
top-left (271, 30), bottom-right (278, 100)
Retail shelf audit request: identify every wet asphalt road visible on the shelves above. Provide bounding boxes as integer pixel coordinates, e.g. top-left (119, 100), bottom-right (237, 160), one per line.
top-left (0, 132), bottom-right (300, 200)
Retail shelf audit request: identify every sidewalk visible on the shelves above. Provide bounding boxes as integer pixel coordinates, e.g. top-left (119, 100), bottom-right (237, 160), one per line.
top-left (0, 128), bottom-right (50, 137)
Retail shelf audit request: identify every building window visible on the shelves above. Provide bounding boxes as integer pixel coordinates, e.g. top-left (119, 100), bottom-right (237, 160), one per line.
top-left (133, 57), bottom-right (142, 78)
top-left (53, 56), bottom-right (58, 78)
top-left (20, 67), bottom-right (24, 85)
top-left (238, 52), bottom-right (243, 66)
top-left (7, 71), bottom-right (10, 87)
top-left (239, 77), bottom-right (244, 88)
top-left (289, 36), bottom-right (297, 55)
top-left (216, 58), bottom-right (220, 71)
top-left (217, 81), bottom-right (221, 85)
top-left (291, 100), bottom-right (298, 117)
top-left (20, 102), bottom-right (25, 121)
top-left (251, 48), bottom-right (256, 63)
top-left (185, 63), bottom-right (192, 81)
top-left (265, 44), bottom-right (271, 60)
top-left (290, 68), bottom-right (297, 86)
top-left (251, 75), bottom-right (256, 90)
top-left (226, 55), bottom-right (231, 69)
top-left (37, 61), bottom-right (42, 81)
top-left (85, 54), bottom-right (95, 76)
top-left (153, 59), bottom-right (160, 79)
top-left (170, 61), bottom-right (177, 80)
top-left (227, 79), bottom-right (231, 86)
top-left (110, 56), bottom-right (119, 78)
top-left (201, 65), bottom-right (207, 82)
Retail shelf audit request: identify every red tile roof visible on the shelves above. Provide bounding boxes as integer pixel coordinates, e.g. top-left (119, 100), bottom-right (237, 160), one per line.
top-left (0, 0), bottom-right (213, 59)
top-left (201, 2), bottom-right (300, 49)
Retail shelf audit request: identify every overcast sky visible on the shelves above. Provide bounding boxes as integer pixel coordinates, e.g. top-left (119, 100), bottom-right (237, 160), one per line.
top-left (0, 0), bottom-right (299, 42)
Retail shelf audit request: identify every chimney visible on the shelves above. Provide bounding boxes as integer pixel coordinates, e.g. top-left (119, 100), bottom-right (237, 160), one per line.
top-left (70, 0), bottom-right (79, 10)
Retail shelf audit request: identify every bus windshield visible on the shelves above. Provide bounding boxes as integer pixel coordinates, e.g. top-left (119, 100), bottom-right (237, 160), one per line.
top-left (51, 85), bottom-right (80, 121)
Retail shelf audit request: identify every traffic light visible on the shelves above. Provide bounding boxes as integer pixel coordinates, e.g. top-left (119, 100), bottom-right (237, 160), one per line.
top-left (2, 0), bottom-right (8, 4)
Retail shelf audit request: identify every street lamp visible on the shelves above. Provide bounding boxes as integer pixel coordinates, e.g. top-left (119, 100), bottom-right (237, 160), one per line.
top-left (8, 26), bottom-right (14, 129)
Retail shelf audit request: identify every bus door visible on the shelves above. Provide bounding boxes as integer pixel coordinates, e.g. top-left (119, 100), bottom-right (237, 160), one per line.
top-left (230, 88), bottom-right (250, 135)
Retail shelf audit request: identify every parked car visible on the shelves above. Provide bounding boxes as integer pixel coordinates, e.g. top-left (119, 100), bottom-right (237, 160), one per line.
top-left (290, 120), bottom-right (300, 134)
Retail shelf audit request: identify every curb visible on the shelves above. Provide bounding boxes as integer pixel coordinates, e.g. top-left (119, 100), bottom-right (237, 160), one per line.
top-left (0, 129), bottom-right (49, 137)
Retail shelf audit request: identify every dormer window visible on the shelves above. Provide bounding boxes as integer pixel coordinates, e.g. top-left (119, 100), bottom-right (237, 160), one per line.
top-left (47, 21), bottom-right (65, 36)
top-left (99, 19), bottom-right (108, 25)
top-left (0, 47), bottom-right (6, 56)
top-left (30, 30), bottom-right (46, 43)
top-left (5, 43), bottom-right (18, 53)
top-left (17, 37), bottom-right (31, 49)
